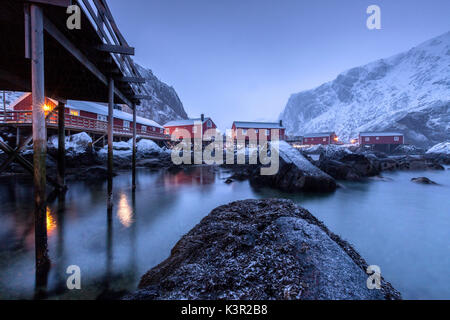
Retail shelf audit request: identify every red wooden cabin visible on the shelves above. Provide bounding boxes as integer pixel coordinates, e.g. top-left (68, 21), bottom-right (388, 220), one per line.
top-left (303, 132), bottom-right (338, 145)
top-left (359, 132), bottom-right (404, 145)
top-left (231, 121), bottom-right (286, 141)
top-left (164, 115), bottom-right (217, 139)
top-left (1, 93), bottom-right (168, 140)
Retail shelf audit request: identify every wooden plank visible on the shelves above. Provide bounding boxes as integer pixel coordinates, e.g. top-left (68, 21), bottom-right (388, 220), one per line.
top-left (25, 0), bottom-right (72, 7)
top-left (97, 44), bottom-right (135, 55)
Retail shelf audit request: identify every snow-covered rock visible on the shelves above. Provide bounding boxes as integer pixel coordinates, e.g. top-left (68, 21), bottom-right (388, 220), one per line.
top-left (48, 132), bottom-right (92, 156)
top-left (280, 31), bottom-right (450, 148)
top-left (426, 141), bottom-right (450, 154)
top-left (97, 138), bottom-right (166, 159)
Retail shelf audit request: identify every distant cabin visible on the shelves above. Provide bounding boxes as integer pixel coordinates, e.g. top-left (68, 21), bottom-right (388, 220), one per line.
top-left (5, 92), bottom-right (167, 140)
top-left (359, 132), bottom-right (404, 145)
top-left (303, 132), bottom-right (338, 145)
top-left (164, 115), bottom-right (217, 139)
top-left (231, 121), bottom-right (286, 141)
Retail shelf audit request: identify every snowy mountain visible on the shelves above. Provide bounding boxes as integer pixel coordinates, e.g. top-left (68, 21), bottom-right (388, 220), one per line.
top-left (135, 64), bottom-right (188, 125)
top-left (280, 31), bottom-right (450, 147)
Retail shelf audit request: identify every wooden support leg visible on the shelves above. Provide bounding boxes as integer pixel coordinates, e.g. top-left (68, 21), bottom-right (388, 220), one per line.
top-left (107, 78), bottom-right (114, 209)
top-left (31, 3), bottom-right (50, 298)
top-left (16, 127), bottom-right (20, 147)
top-left (132, 104), bottom-right (136, 191)
top-left (57, 102), bottom-right (65, 190)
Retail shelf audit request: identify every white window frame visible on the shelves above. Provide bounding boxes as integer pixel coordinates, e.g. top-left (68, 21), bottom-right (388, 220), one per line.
top-left (394, 136), bottom-right (400, 142)
top-left (365, 137), bottom-right (370, 142)
top-left (266, 129), bottom-right (270, 136)
top-left (123, 120), bottom-right (130, 129)
top-left (242, 129), bottom-right (247, 134)
top-left (141, 125), bottom-right (147, 132)
top-left (207, 120), bottom-right (212, 128)
top-left (97, 114), bottom-right (107, 122)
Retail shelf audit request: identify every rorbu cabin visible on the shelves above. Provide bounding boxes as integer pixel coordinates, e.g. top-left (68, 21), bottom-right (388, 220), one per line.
top-left (231, 121), bottom-right (286, 142)
top-left (303, 132), bottom-right (338, 145)
top-left (1, 93), bottom-right (168, 144)
top-left (164, 114), bottom-right (217, 139)
top-left (359, 132), bottom-right (404, 152)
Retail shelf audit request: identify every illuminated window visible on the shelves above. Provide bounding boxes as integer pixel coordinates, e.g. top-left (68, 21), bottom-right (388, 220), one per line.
top-left (97, 114), bottom-right (107, 122)
top-left (70, 109), bottom-right (79, 116)
top-left (141, 126), bottom-right (147, 132)
top-left (323, 138), bottom-right (326, 142)
top-left (394, 136), bottom-right (400, 141)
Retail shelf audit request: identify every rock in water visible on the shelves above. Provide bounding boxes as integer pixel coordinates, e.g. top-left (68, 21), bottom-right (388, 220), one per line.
top-left (133, 199), bottom-right (400, 300)
top-left (411, 177), bottom-right (438, 185)
top-left (251, 141), bottom-right (336, 192)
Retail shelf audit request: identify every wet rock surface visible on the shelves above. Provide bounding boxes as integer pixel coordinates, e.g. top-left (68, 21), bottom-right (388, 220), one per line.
top-left (411, 177), bottom-right (438, 185)
top-left (131, 199), bottom-right (400, 300)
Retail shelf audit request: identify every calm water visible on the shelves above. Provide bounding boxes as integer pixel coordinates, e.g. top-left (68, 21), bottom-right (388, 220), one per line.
top-left (0, 166), bottom-right (448, 300)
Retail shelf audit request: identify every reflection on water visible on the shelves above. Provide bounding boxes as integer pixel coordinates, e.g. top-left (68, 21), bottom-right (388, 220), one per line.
top-left (0, 166), bottom-right (449, 299)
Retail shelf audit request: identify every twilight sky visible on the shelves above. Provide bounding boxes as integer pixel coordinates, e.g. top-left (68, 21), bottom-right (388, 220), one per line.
top-left (108, 0), bottom-right (450, 130)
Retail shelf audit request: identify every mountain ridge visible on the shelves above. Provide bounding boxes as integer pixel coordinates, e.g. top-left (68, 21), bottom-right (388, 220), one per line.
top-left (279, 31), bottom-right (450, 147)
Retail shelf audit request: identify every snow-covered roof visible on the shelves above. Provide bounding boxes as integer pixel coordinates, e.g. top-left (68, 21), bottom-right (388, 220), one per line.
top-left (303, 132), bottom-right (335, 138)
top-left (66, 100), bottom-right (164, 129)
top-left (233, 121), bottom-right (284, 129)
top-left (359, 132), bottom-right (403, 137)
top-left (164, 118), bottom-right (211, 127)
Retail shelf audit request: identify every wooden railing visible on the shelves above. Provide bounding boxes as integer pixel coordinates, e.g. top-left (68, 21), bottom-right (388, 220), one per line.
top-left (0, 110), bottom-right (169, 140)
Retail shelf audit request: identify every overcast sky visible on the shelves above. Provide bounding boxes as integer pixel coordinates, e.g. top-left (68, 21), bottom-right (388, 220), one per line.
top-left (108, 0), bottom-right (450, 130)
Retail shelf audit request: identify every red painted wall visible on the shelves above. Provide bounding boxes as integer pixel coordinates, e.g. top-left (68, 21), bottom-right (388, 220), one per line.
top-left (231, 124), bottom-right (286, 141)
top-left (359, 135), bottom-right (404, 145)
top-left (165, 119), bottom-right (217, 139)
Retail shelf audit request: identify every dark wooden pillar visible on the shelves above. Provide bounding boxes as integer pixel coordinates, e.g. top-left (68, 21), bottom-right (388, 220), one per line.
top-left (30, 3), bottom-right (50, 296)
top-left (16, 127), bottom-right (20, 147)
top-left (132, 104), bottom-right (137, 191)
top-left (57, 102), bottom-right (65, 189)
top-left (107, 78), bottom-right (114, 209)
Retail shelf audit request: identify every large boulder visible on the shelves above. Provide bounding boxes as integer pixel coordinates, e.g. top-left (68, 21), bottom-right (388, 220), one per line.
top-left (251, 141), bottom-right (336, 192)
top-left (132, 199), bottom-right (400, 300)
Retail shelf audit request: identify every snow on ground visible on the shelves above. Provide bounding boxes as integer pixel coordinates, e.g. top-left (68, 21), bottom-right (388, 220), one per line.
top-left (97, 137), bottom-right (165, 158)
top-left (426, 141), bottom-right (450, 154)
top-left (300, 144), bottom-right (353, 157)
top-left (278, 141), bottom-right (331, 177)
top-left (48, 132), bottom-right (92, 155)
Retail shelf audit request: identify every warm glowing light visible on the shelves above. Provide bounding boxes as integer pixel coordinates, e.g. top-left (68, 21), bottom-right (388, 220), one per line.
top-left (43, 104), bottom-right (52, 112)
top-left (117, 193), bottom-right (133, 228)
top-left (69, 109), bottom-right (79, 116)
top-left (334, 137), bottom-right (339, 141)
top-left (46, 207), bottom-right (57, 236)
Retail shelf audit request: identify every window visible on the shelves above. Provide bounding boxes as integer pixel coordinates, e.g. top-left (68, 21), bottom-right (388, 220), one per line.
top-left (242, 129), bottom-right (247, 134)
top-left (207, 120), bottom-right (212, 128)
top-left (193, 126), bottom-right (197, 133)
top-left (394, 136), bottom-right (400, 142)
top-left (160, 128), bottom-right (164, 133)
top-left (365, 137), bottom-right (370, 142)
top-left (97, 114), bottom-right (107, 122)
top-left (152, 127), bottom-right (156, 131)
top-left (255, 129), bottom-right (259, 133)
top-left (70, 109), bottom-right (79, 116)
top-left (266, 129), bottom-right (270, 136)
top-left (323, 138), bottom-right (326, 142)
top-left (141, 126), bottom-right (147, 132)
top-left (123, 121), bottom-right (130, 128)
top-left (376, 137), bottom-right (380, 140)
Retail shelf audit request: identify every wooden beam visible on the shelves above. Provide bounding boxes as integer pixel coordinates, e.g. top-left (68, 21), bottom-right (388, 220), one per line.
top-left (107, 78), bottom-right (114, 210)
top-left (42, 15), bottom-right (133, 107)
top-left (57, 102), bottom-right (65, 189)
top-left (97, 44), bottom-right (135, 55)
top-left (30, 4), bottom-right (50, 296)
top-left (133, 95), bottom-right (152, 100)
top-left (115, 76), bottom-right (146, 84)
top-left (132, 104), bottom-right (136, 191)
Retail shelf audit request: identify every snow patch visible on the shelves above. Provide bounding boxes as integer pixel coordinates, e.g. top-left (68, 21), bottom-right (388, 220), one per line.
top-left (426, 141), bottom-right (450, 154)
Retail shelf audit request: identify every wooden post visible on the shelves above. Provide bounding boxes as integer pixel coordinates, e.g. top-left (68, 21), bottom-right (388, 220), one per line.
top-left (57, 102), bottom-right (65, 189)
top-left (16, 127), bottom-right (20, 147)
top-left (132, 104), bottom-right (137, 191)
top-left (107, 78), bottom-right (114, 209)
top-left (30, 3), bottom-right (50, 297)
